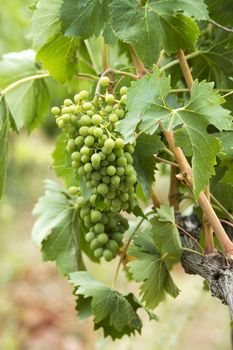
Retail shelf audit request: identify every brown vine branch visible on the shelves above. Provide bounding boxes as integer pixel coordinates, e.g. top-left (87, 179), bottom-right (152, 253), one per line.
top-left (129, 46), bottom-right (147, 77)
top-left (169, 166), bottom-right (180, 210)
top-left (211, 20), bottom-right (233, 33)
top-left (162, 128), bottom-right (233, 256)
top-left (154, 155), bottom-right (179, 168)
top-left (176, 49), bottom-right (193, 89)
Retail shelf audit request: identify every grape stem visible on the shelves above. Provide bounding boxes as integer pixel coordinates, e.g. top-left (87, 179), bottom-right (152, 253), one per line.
top-left (154, 155), bottom-right (179, 168)
top-left (176, 223), bottom-right (204, 253)
top-left (210, 194), bottom-right (233, 223)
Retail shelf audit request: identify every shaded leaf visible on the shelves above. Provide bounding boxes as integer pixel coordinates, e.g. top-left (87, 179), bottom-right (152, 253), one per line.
top-left (0, 97), bottom-right (9, 198)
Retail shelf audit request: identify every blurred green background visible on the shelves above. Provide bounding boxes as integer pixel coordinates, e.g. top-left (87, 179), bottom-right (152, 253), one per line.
top-left (0, 1), bottom-right (231, 349)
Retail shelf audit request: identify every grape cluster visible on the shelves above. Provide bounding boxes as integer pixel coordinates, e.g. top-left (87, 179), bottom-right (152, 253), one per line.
top-left (52, 77), bottom-right (137, 260)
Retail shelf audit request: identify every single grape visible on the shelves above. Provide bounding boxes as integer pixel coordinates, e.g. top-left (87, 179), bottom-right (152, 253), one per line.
top-left (93, 127), bottom-right (103, 138)
top-left (91, 210), bottom-right (102, 223)
top-left (116, 167), bottom-right (125, 176)
top-left (79, 126), bottom-right (89, 137)
top-left (85, 135), bottom-right (94, 147)
top-left (97, 233), bottom-right (109, 244)
top-left (71, 160), bottom-right (78, 168)
top-left (79, 90), bottom-right (88, 100)
top-left (84, 163), bottom-right (93, 173)
top-left (107, 165), bottom-right (116, 176)
top-left (99, 76), bottom-right (110, 87)
top-left (90, 238), bottom-right (101, 250)
top-left (116, 156), bottom-right (127, 167)
top-left (120, 86), bottom-right (128, 95)
top-left (64, 98), bottom-right (73, 106)
top-left (85, 231), bottom-right (95, 243)
top-left (71, 152), bottom-right (81, 161)
top-left (103, 249), bottom-right (113, 261)
top-left (80, 115), bottom-right (91, 126)
top-left (92, 114), bottom-right (102, 125)
top-left (83, 102), bottom-right (93, 111)
top-left (105, 94), bottom-right (115, 104)
top-left (120, 95), bottom-right (127, 105)
top-left (97, 183), bottom-right (108, 196)
top-left (109, 114), bottom-right (118, 123)
top-left (107, 153), bottom-right (116, 162)
top-left (51, 106), bottom-right (60, 115)
top-left (74, 94), bottom-right (80, 104)
top-left (75, 136), bottom-right (84, 147)
top-left (115, 138), bottom-right (124, 149)
top-left (94, 247), bottom-right (104, 258)
top-left (104, 138), bottom-right (115, 150)
top-left (68, 186), bottom-right (78, 195)
top-left (81, 154), bottom-right (90, 163)
top-left (67, 139), bottom-right (76, 152)
top-left (95, 223), bottom-right (105, 233)
top-left (111, 175), bottom-right (120, 186)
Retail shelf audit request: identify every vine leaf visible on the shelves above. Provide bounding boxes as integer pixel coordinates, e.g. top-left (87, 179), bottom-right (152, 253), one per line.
top-left (211, 167), bottom-right (233, 212)
top-left (0, 97), bottom-right (9, 198)
top-left (133, 133), bottom-right (165, 197)
top-left (205, 0), bottom-right (233, 27)
top-left (5, 79), bottom-right (49, 132)
top-left (32, 179), bottom-right (85, 275)
top-left (111, 0), bottom-right (209, 66)
top-left (36, 33), bottom-right (79, 83)
top-left (70, 271), bottom-right (157, 339)
top-left (128, 227), bottom-right (180, 310)
top-left (60, 0), bottom-right (116, 45)
top-left (214, 131), bottom-right (233, 186)
top-left (120, 68), bottom-right (232, 198)
top-left (31, 0), bottom-right (62, 49)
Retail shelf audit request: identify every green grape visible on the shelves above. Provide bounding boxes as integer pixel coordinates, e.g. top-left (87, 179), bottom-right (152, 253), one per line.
top-left (116, 156), bottom-right (127, 167)
top-left (109, 114), bottom-right (118, 123)
top-left (93, 127), bottom-right (103, 138)
top-left (120, 192), bottom-right (129, 202)
top-left (77, 196), bottom-right (85, 207)
top-left (83, 102), bottom-right (93, 111)
top-left (81, 155), bottom-right (90, 163)
top-left (79, 90), bottom-right (88, 100)
top-left (94, 247), bottom-right (104, 258)
top-left (115, 109), bottom-right (124, 119)
top-left (120, 95), bottom-right (127, 105)
top-left (106, 240), bottom-right (118, 253)
top-left (116, 167), bottom-right (125, 176)
top-left (71, 152), bottom-right (81, 161)
top-left (64, 98), bottom-right (73, 106)
top-left (84, 163), bottom-right (93, 173)
top-left (107, 153), bottom-right (116, 162)
top-left (51, 106), bottom-right (60, 115)
top-left (84, 135), bottom-right (95, 147)
top-left (74, 94), bottom-right (80, 104)
top-left (126, 174), bottom-right (137, 185)
top-left (87, 110), bottom-right (94, 117)
top-left (68, 106), bottom-right (77, 114)
top-left (91, 210), bottom-right (102, 223)
top-left (61, 107), bottom-right (70, 114)
top-left (97, 233), bottom-right (109, 244)
top-left (68, 186), bottom-right (78, 195)
top-left (80, 146), bottom-right (90, 155)
top-left (111, 175), bottom-right (120, 186)
top-left (120, 86), bottom-right (128, 95)
top-left (102, 175), bottom-right (111, 184)
top-left (115, 138), bottom-right (124, 149)
top-left (90, 238), bottom-right (101, 250)
top-left (79, 126), bottom-right (89, 136)
top-left (112, 198), bottom-right (121, 208)
top-left (97, 183), bottom-right (108, 195)
top-left (80, 115), bottom-right (91, 126)
top-left (92, 171), bottom-right (101, 182)
top-left (92, 114), bottom-right (102, 125)
top-left (58, 120), bottom-right (65, 128)
top-left (95, 223), bottom-right (105, 233)
top-left (99, 76), bottom-right (110, 87)
top-left (104, 138), bottom-right (115, 150)
top-left (67, 139), bottom-right (76, 152)
top-left (71, 160), bottom-right (78, 168)
top-left (103, 249), bottom-right (113, 261)
top-left (102, 146), bottom-right (112, 155)
top-left (125, 152), bottom-right (133, 164)
top-left (75, 136), bottom-right (84, 147)
top-left (112, 232), bottom-right (122, 244)
top-left (107, 191), bottom-right (116, 199)
top-left (85, 231), bottom-right (95, 243)
top-left (91, 153), bottom-right (101, 165)
top-left (80, 207), bottom-right (90, 218)
top-left (126, 144), bottom-right (134, 153)
top-left (104, 105), bottom-right (113, 113)
top-left (107, 165), bottom-right (116, 176)
top-left (105, 94), bottom-right (115, 104)
top-left (78, 166), bottom-right (85, 176)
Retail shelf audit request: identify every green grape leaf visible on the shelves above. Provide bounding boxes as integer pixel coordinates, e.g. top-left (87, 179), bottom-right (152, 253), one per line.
top-left (133, 133), bottom-right (165, 197)
top-left (5, 79), bottom-right (49, 132)
top-left (211, 167), bottom-right (233, 212)
top-left (120, 69), bottom-right (232, 198)
top-left (128, 231), bottom-right (180, 309)
top-left (214, 131), bottom-right (233, 186)
top-left (111, 0), bottom-right (209, 66)
top-left (32, 179), bottom-right (85, 275)
top-left (69, 271), bottom-right (144, 339)
top-left (0, 50), bottom-right (37, 88)
top-left (31, 0), bottom-right (62, 49)
top-left (52, 133), bottom-right (76, 186)
top-left (205, 0), bottom-right (233, 27)
top-left (151, 204), bottom-right (182, 264)
top-left (60, 0), bottom-right (116, 45)
top-left (0, 97), bottom-right (9, 199)
top-left (36, 33), bottom-right (79, 83)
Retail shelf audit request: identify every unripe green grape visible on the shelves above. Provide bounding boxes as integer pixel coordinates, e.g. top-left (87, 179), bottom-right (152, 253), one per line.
top-left (115, 108), bottom-right (124, 119)
top-left (95, 223), bottom-right (105, 233)
top-left (80, 115), bottom-right (91, 126)
top-left (67, 139), bottom-right (76, 152)
top-left (68, 106), bottom-right (77, 114)
top-left (103, 249), bottom-right (113, 261)
top-left (112, 198), bottom-right (121, 208)
top-left (97, 233), bottom-right (109, 245)
top-left (125, 165), bottom-right (134, 176)
top-left (125, 152), bottom-right (133, 164)
top-left (84, 163), bottom-right (93, 173)
top-left (106, 240), bottom-right (118, 253)
top-left (93, 127), bottom-right (103, 138)
top-left (104, 138), bottom-right (115, 150)
top-left (104, 105), bottom-right (113, 113)
top-left (58, 120), bottom-right (65, 128)
top-left (70, 115), bottom-right (77, 124)
top-left (120, 192), bottom-right (129, 202)
top-left (112, 232), bottom-right (122, 244)
top-left (102, 146), bottom-right (112, 155)
top-left (107, 153), bottom-right (116, 162)
top-left (109, 114), bottom-right (118, 123)
top-left (94, 247), bottom-right (104, 258)
top-left (126, 174), bottom-right (137, 185)
top-left (90, 194), bottom-right (97, 205)
top-left (102, 160), bottom-right (109, 167)
top-left (78, 166), bottom-right (85, 176)
top-left (84, 216), bottom-right (92, 228)
top-left (85, 231), bottom-right (95, 243)
top-left (71, 152), bottom-right (81, 161)
top-left (120, 95), bottom-right (127, 105)
top-left (84, 135), bottom-right (94, 147)
top-left (120, 86), bottom-right (128, 95)
top-left (126, 144), bottom-right (134, 154)
top-left (81, 154), bottom-right (90, 163)
top-left (102, 175), bottom-right (111, 184)
top-left (61, 106), bottom-right (70, 114)
top-left (91, 210), bottom-right (102, 223)
top-left (107, 165), bottom-right (116, 176)
top-left (80, 146), bottom-right (90, 155)
top-left (79, 126), bottom-right (89, 137)
top-left (80, 207), bottom-right (90, 218)
top-left (68, 186), bottom-right (78, 195)
top-left (91, 171), bottom-right (101, 182)
top-left (99, 151), bottom-right (106, 160)
top-left (115, 148), bottom-right (124, 156)
top-left (105, 94), bottom-right (115, 104)
top-left (74, 94), bottom-right (80, 104)
top-left (83, 101), bottom-right (93, 111)
top-left (79, 90), bottom-right (88, 100)
top-left (62, 114), bottom-right (70, 123)
top-left (90, 238), bottom-right (101, 250)
top-left (64, 98), bottom-right (73, 106)
top-left (92, 114), bottom-right (102, 125)
top-left (97, 183), bottom-right (108, 195)
top-left (100, 167), bottom-right (107, 176)
top-left (115, 138), bottom-right (124, 149)
top-left (99, 76), bottom-right (110, 87)
top-left (107, 191), bottom-right (116, 199)
top-left (116, 156), bottom-right (127, 167)
top-left (75, 136), bottom-right (84, 147)
top-left (51, 106), bottom-right (60, 115)
top-left (111, 175), bottom-right (120, 186)
top-left (91, 153), bottom-right (101, 164)
top-left (87, 110), bottom-right (94, 117)
top-left (116, 167), bottom-right (125, 176)
top-left (71, 160), bottom-right (78, 168)
top-left (77, 196), bottom-right (85, 207)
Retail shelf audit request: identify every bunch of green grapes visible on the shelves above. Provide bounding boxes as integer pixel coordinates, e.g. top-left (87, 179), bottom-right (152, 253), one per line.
top-left (52, 76), bottom-right (137, 260)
